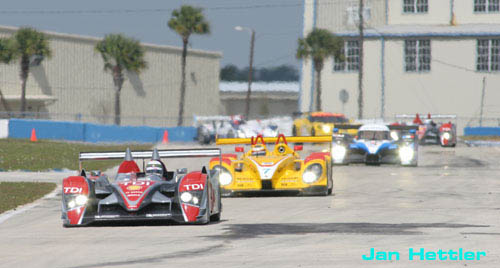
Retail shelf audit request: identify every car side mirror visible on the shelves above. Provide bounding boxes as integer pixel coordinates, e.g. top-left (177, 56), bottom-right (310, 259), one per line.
top-left (235, 146), bottom-right (244, 152)
top-left (176, 168), bottom-right (187, 174)
top-left (294, 145), bottom-right (303, 151)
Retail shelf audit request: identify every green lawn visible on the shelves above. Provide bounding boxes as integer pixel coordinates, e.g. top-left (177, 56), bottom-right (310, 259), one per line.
top-left (0, 139), bottom-right (152, 172)
top-left (460, 136), bottom-right (500, 141)
top-left (0, 182), bottom-right (57, 213)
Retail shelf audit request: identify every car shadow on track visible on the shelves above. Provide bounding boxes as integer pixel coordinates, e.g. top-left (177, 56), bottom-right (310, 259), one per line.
top-left (72, 219), bottom-right (228, 228)
top-left (204, 222), bottom-right (489, 240)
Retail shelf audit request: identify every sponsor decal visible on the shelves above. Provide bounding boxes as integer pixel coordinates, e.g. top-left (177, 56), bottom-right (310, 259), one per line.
top-left (183, 183), bottom-right (204, 191)
top-left (127, 185), bottom-right (142, 191)
top-left (64, 187), bottom-right (83, 194)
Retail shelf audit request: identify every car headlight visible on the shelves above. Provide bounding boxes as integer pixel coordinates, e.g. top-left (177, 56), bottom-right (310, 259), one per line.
top-left (75, 195), bottom-right (88, 206)
top-left (322, 125), bottom-right (331, 133)
top-left (302, 163), bottom-right (323, 184)
top-left (399, 146), bottom-right (414, 162)
top-left (331, 146), bottom-right (346, 160)
top-left (443, 132), bottom-right (451, 140)
top-left (180, 192), bottom-right (193, 202)
top-left (67, 200), bottom-right (76, 209)
top-left (219, 172), bottom-right (233, 186)
top-left (212, 165), bottom-right (233, 186)
top-left (390, 131), bottom-right (399, 141)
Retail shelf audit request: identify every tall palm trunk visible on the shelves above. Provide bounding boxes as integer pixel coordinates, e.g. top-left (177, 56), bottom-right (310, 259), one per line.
top-left (0, 87), bottom-right (12, 116)
top-left (113, 66), bottom-right (124, 125)
top-left (177, 38), bottom-right (188, 126)
top-left (314, 60), bottom-right (324, 111)
top-left (20, 56), bottom-right (29, 117)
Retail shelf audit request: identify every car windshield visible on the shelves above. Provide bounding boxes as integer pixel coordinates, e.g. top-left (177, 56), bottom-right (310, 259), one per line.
top-left (358, 131), bottom-right (390, 140)
top-left (309, 116), bottom-right (348, 123)
top-left (115, 173), bottom-right (163, 182)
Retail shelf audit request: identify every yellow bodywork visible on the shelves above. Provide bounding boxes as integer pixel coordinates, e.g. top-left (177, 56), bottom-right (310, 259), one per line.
top-left (293, 112), bottom-right (358, 136)
top-left (211, 136), bottom-right (333, 195)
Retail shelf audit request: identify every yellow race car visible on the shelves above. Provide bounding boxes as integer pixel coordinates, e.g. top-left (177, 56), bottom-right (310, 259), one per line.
top-left (293, 112), bottom-right (357, 136)
top-left (210, 134), bottom-right (333, 196)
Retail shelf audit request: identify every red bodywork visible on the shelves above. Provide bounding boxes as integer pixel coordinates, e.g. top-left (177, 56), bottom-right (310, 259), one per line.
top-left (62, 176), bottom-right (89, 225)
top-left (179, 171), bottom-right (208, 222)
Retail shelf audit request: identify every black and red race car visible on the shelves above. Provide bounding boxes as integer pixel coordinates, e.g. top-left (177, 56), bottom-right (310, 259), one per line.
top-left (61, 148), bottom-right (222, 227)
top-left (395, 113), bottom-right (457, 147)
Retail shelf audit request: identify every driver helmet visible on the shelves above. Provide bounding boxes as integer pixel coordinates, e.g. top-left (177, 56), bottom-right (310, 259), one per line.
top-left (251, 145), bottom-right (267, 156)
top-left (145, 160), bottom-right (164, 177)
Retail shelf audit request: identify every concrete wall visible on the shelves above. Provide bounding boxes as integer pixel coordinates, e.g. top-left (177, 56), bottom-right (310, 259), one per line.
top-left (7, 119), bottom-right (196, 143)
top-left (221, 98), bottom-right (298, 118)
top-left (0, 25), bottom-right (221, 127)
top-left (0, 119), bottom-right (8, 138)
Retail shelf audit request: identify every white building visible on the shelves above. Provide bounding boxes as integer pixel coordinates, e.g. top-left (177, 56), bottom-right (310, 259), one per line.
top-left (0, 25), bottom-right (221, 126)
top-left (220, 81), bottom-right (299, 118)
top-left (301, 0), bottom-right (500, 128)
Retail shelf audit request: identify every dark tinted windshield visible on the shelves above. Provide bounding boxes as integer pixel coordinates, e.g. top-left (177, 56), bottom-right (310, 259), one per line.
top-left (309, 116), bottom-right (348, 123)
top-left (358, 131), bottom-right (390, 140)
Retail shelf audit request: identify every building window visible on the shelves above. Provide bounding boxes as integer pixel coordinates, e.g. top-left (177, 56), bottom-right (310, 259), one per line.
top-left (477, 39), bottom-right (500, 71)
top-left (404, 40), bottom-right (431, 72)
top-left (333, 40), bottom-right (359, 72)
top-left (474, 0), bottom-right (500, 12)
top-left (403, 0), bottom-right (428, 13)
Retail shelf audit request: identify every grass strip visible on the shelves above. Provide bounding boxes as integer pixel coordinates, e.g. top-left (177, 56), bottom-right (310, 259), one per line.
top-left (0, 139), bottom-right (152, 171)
top-left (0, 182), bottom-right (57, 214)
top-left (460, 136), bottom-right (500, 141)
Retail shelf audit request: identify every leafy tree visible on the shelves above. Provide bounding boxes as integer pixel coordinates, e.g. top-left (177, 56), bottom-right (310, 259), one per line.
top-left (220, 64), bottom-right (299, 82)
top-left (12, 27), bottom-right (52, 115)
top-left (168, 5), bottom-right (210, 126)
top-left (220, 64), bottom-right (240, 81)
top-left (296, 29), bottom-right (343, 111)
top-left (95, 34), bottom-right (147, 125)
top-left (0, 38), bottom-right (16, 114)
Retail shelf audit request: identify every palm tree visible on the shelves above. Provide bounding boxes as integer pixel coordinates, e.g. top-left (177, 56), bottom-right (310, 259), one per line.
top-left (12, 27), bottom-right (52, 115)
top-left (168, 5), bottom-right (210, 126)
top-left (296, 29), bottom-right (343, 111)
top-left (95, 34), bottom-right (147, 125)
top-left (0, 38), bottom-right (16, 115)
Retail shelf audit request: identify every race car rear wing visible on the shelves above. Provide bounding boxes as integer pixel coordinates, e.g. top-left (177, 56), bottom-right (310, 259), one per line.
top-left (79, 148), bottom-right (221, 161)
top-left (388, 125), bottom-right (419, 131)
top-left (395, 114), bottom-right (457, 119)
top-left (79, 148), bottom-right (221, 172)
top-left (216, 135), bottom-right (332, 145)
top-left (333, 124), bottom-right (363, 130)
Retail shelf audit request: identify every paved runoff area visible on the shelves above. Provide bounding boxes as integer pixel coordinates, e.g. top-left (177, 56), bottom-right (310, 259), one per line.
top-left (0, 144), bottom-right (499, 267)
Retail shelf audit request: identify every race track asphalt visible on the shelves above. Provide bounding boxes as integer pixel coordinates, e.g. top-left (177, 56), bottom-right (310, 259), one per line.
top-left (0, 144), bottom-right (499, 267)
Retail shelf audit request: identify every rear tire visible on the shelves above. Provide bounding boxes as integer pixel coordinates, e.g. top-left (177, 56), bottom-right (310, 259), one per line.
top-left (210, 192), bottom-right (222, 222)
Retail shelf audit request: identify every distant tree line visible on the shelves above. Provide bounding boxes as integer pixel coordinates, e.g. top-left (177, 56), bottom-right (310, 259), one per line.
top-left (220, 64), bottom-right (299, 82)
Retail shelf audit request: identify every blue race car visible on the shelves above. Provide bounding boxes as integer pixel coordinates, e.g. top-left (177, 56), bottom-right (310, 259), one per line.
top-left (331, 124), bottom-right (418, 166)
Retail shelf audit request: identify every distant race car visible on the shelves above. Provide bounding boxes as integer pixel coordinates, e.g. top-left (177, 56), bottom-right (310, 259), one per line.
top-left (61, 148), bottom-right (222, 227)
top-left (396, 114), bottom-right (457, 147)
top-left (210, 134), bottom-right (333, 196)
top-left (331, 124), bottom-right (419, 166)
top-left (292, 112), bottom-right (356, 136)
top-left (194, 115), bottom-right (242, 144)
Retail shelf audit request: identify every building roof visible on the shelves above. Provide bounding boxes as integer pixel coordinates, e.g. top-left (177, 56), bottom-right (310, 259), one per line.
top-left (337, 24), bottom-right (500, 38)
top-left (0, 25), bottom-right (222, 58)
top-left (220, 81), bottom-right (299, 93)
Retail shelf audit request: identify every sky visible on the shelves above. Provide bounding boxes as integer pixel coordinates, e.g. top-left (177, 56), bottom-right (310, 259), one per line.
top-left (0, 0), bottom-right (304, 69)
